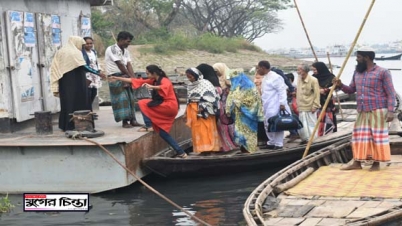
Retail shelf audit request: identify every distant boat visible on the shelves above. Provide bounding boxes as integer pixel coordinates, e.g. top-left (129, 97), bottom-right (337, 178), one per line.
top-left (375, 53), bottom-right (402, 61)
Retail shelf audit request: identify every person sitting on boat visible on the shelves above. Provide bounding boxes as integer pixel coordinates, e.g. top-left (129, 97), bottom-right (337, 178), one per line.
top-left (225, 68), bottom-right (263, 153)
top-left (197, 63), bottom-right (238, 152)
top-left (311, 62), bottom-right (337, 136)
top-left (296, 63), bottom-right (321, 144)
top-left (184, 68), bottom-right (221, 154)
top-left (109, 65), bottom-right (188, 158)
top-left (258, 60), bottom-right (291, 150)
top-left (334, 46), bottom-right (396, 171)
top-left (213, 63), bottom-right (238, 150)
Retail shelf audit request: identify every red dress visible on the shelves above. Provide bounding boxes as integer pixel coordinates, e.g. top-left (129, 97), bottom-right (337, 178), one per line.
top-left (131, 78), bottom-right (178, 132)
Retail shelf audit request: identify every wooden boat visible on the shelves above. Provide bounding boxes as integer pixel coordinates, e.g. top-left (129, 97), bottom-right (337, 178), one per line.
top-left (243, 132), bottom-right (402, 226)
top-left (142, 116), bottom-right (355, 177)
top-left (375, 53), bottom-right (402, 61)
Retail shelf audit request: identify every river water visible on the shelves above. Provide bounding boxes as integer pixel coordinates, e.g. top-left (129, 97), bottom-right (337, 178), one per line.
top-left (3, 168), bottom-right (281, 225)
top-left (3, 56), bottom-right (402, 226)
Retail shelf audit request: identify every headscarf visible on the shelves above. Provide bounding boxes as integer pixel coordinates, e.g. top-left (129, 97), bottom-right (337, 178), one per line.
top-left (212, 63), bottom-right (231, 89)
top-left (196, 63), bottom-right (220, 87)
top-left (312, 61), bottom-right (335, 107)
top-left (50, 36), bottom-right (86, 92)
top-left (186, 68), bottom-right (219, 118)
top-left (311, 62), bottom-right (335, 88)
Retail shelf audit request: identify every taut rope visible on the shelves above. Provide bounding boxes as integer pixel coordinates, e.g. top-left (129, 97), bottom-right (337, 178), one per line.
top-left (80, 137), bottom-right (211, 226)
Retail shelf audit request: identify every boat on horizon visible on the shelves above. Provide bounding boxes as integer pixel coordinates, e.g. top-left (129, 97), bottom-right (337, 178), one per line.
top-left (375, 53), bottom-right (402, 61)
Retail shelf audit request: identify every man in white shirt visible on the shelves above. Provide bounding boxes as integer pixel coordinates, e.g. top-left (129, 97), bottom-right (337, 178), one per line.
top-left (82, 37), bottom-right (105, 111)
top-left (258, 60), bottom-right (291, 150)
top-left (105, 31), bottom-right (142, 128)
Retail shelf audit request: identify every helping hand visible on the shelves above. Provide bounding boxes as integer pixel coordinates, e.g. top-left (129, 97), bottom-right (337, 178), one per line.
top-left (332, 78), bottom-right (342, 89)
top-left (53, 92), bottom-right (59, 97)
top-left (280, 105), bottom-right (285, 110)
top-left (99, 72), bottom-right (106, 80)
top-left (108, 76), bottom-right (117, 82)
top-left (386, 112), bottom-right (394, 122)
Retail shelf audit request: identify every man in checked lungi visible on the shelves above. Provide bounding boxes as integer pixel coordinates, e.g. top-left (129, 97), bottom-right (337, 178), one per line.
top-left (334, 46), bottom-right (396, 171)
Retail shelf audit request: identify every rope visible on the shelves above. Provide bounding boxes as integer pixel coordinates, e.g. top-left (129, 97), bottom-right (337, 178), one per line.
top-left (302, 0), bottom-right (377, 158)
top-left (69, 112), bottom-right (96, 122)
top-left (79, 136), bottom-right (211, 226)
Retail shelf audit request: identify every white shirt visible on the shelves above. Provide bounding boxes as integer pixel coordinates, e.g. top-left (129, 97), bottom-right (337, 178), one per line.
top-left (85, 50), bottom-right (102, 88)
top-left (261, 70), bottom-right (290, 118)
top-left (105, 44), bottom-right (132, 75)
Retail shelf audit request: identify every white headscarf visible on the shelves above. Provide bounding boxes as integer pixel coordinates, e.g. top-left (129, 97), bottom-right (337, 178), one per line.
top-left (50, 36), bottom-right (86, 92)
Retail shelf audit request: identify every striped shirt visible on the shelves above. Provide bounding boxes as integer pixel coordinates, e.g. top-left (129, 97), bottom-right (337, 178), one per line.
top-left (341, 65), bottom-right (396, 112)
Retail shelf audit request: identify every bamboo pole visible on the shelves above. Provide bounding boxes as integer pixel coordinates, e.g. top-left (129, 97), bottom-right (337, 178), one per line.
top-left (326, 52), bottom-right (345, 120)
top-left (302, 0), bottom-right (376, 158)
top-left (293, 0), bottom-right (318, 61)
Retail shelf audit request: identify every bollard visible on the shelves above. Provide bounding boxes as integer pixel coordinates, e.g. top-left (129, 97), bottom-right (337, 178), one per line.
top-left (71, 110), bottom-right (94, 132)
top-left (34, 111), bottom-right (53, 135)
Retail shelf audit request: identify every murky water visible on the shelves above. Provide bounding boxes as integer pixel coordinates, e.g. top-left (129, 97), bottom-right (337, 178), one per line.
top-left (2, 168), bottom-right (281, 226)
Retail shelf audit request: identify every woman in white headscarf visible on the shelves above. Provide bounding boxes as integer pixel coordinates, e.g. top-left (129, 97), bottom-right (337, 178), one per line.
top-left (50, 36), bottom-right (100, 131)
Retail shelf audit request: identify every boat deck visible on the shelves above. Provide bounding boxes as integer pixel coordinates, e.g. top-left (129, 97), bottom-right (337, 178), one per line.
top-left (261, 154), bottom-right (402, 226)
top-left (0, 105), bottom-right (187, 146)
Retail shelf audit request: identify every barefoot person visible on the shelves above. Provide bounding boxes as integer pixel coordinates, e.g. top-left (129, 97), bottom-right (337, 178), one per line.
top-left (334, 47), bottom-right (396, 171)
top-left (105, 31), bottom-right (142, 128)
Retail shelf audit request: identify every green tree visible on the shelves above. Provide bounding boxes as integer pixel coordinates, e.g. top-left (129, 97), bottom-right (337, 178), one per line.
top-left (181, 0), bottom-right (291, 41)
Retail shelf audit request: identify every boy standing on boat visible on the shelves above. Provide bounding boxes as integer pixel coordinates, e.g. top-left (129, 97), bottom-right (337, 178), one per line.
top-left (334, 46), bottom-right (396, 171)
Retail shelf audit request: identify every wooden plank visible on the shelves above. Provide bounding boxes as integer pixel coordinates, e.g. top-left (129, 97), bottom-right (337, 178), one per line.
top-left (321, 200), bottom-right (366, 208)
top-left (317, 218), bottom-right (347, 225)
top-left (277, 205), bottom-right (315, 217)
top-left (275, 218), bottom-right (306, 225)
top-left (307, 206), bottom-right (356, 218)
top-left (299, 218), bottom-right (323, 226)
top-left (262, 217), bottom-right (284, 226)
top-left (360, 201), bottom-right (381, 208)
top-left (347, 207), bottom-right (389, 218)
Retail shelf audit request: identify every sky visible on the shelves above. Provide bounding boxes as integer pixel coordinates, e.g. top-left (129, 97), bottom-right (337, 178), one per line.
top-left (253, 0), bottom-right (402, 50)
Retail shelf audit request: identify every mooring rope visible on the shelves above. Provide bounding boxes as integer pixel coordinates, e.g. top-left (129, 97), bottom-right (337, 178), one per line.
top-left (79, 136), bottom-right (211, 226)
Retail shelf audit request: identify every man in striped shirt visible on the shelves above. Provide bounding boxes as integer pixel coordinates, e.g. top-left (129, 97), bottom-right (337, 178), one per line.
top-left (334, 46), bottom-right (396, 171)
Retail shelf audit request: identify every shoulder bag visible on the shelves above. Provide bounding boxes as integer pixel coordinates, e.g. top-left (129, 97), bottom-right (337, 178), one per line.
top-left (267, 109), bottom-right (303, 132)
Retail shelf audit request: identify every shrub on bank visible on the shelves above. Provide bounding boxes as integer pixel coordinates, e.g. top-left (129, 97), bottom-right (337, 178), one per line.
top-left (150, 33), bottom-right (261, 54)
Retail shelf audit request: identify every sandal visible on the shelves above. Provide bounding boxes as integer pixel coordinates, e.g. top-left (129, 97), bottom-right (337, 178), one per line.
top-left (173, 153), bottom-right (187, 159)
top-left (122, 123), bottom-right (133, 128)
top-left (137, 126), bottom-right (154, 132)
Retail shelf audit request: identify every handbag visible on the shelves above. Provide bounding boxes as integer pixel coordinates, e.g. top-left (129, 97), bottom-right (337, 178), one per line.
top-left (267, 109), bottom-right (303, 132)
top-left (134, 86), bottom-right (152, 99)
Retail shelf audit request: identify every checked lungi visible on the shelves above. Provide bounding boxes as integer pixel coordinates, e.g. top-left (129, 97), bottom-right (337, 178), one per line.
top-left (352, 108), bottom-right (390, 162)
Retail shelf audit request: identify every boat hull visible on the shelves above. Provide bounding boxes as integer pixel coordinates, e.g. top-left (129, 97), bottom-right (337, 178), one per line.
top-left (143, 134), bottom-right (352, 177)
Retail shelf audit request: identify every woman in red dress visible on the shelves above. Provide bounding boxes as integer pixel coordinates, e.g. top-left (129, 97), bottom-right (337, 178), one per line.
top-left (109, 65), bottom-right (187, 158)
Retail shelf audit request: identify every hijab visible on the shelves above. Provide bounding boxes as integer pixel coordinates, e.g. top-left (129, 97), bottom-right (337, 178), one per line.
top-left (196, 63), bottom-right (220, 87)
top-left (50, 36), bottom-right (86, 92)
top-left (185, 68), bottom-right (219, 118)
top-left (312, 62), bottom-right (335, 88)
top-left (212, 63), bottom-right (231, 89)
